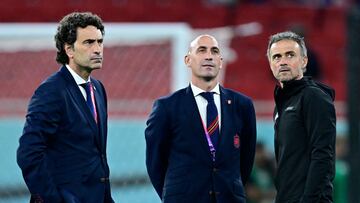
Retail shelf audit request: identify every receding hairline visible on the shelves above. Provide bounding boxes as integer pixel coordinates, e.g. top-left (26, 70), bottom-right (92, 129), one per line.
top-left (188, 34), bottom-right (219, 53)
top-left (266, 31), bottom-right (307, 59)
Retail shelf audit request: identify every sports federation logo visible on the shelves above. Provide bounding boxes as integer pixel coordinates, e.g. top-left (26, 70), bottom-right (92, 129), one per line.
top-left (234, 134), bottom-right (240, 148)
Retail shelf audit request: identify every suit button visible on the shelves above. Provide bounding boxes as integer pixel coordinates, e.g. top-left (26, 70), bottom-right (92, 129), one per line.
top-left (209, 190), bottom-right (213, 195)
top-left (100, 177), bottom-right (109, 182)
top-left (213, 168), bottom-right (218, 172)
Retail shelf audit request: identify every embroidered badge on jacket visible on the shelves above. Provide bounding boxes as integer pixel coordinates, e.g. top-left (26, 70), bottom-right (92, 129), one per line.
top-left (234, 134), bottom-right (240, 148)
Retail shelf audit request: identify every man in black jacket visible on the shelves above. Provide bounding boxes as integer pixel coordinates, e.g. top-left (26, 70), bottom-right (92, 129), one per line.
top-left (266, 31), bottom-right (336, 203)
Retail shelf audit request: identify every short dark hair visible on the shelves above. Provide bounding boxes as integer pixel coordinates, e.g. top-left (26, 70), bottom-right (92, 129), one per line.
top-left (54, 12), bottom-right (105, 64)
top-left (266, 31), bottom-right (307, 59)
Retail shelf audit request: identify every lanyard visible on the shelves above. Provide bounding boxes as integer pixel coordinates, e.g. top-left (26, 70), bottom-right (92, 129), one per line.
top-left (200, 118), bottom-right (216, 161)
top-left (89, 82), bottom-right (98, 123)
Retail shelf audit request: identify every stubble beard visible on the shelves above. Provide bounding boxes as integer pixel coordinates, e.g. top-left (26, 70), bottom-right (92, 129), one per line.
top-left (203, 75), bottom-right (215, 82)
top-left (276, 71), bottom-right (292, 82)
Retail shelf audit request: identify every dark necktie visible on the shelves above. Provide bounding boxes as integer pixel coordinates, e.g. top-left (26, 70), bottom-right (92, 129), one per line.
top-left (200, 92), bottom-right (220, 149)
top-left (80, 82), bottom-right (97, 123)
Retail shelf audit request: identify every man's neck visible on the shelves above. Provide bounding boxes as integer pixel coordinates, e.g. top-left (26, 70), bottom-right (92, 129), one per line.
top-left (68, 64), bottom-right (90, 81)
top-left (191, 79), bottom-right (218, 92)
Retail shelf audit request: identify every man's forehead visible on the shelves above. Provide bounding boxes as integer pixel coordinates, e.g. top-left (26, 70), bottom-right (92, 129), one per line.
top-left (190, 35), bottom-right (218, 49)
top-left (76, 26), bottom-right (102, 38)
top-left (271, 40), bottom-right (299, 48)
top-left (270, 40), bottom-right (300, 53)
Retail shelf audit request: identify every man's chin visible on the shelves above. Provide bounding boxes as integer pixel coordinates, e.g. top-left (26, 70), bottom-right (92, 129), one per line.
top-left (90, 65), bottom-right (102, 70)
top-left (277, 75), bottom-right (292, 82)
top-left (85, 66), bottom-right (101, 74)
top-left (203, 76), bottom-right (216, 82)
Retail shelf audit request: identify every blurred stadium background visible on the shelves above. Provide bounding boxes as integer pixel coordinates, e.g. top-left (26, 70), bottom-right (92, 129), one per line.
top-left (0, 0), bottom-right (359, 202)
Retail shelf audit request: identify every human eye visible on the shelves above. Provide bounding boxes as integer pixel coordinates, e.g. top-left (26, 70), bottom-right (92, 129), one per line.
top-left (272, 54), bottom-right (281, 61)
top-left (197, 47), bottom-right (206, 53)
top-left (212, 48), bottom-right (220, 55)
top-left (286, 52), bottom-right (295, 58)
top-left (84, 39), bottom-right (95, 45)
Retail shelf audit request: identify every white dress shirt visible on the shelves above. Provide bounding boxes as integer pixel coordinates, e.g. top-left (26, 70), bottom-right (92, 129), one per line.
top-left (65, 65), bottom-right (91, 101)
top-left (191, 82), bottom-right (221, 130)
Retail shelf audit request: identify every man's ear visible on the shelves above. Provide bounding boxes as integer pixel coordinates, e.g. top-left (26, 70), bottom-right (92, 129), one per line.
top-left (219, 57), bottom-right (223, 69)
top-left (64, 43), bottom-right (74, 59)
top-left (302, 56), bottom-right (308, 68)
top-left (184, 54), bottom-right (191, 67)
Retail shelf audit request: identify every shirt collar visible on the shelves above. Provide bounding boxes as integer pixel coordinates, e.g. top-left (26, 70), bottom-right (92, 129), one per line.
top-left (65, 64), bottom-right (90, 85)
top-left (190, 82), bottom-right (220, 97)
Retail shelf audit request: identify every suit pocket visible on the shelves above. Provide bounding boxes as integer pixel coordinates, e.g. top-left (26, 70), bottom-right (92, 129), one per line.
top-left (233, 180), bottom-right (245, 197)
top-left (167, 165), bottom-right (189, 177)
top-left (55, 155), bottom-right (98, 172)
top-left (165, 165), bottom-right (189, 185)
top-left (163, 182), bottom-right (188, 197)
top-left (59, 188), bottom-right (81, 203)
top-left (52, 156), bottom-right (99, 184)
top-left (53, 169), bottom-right (84, 185)
top-left (163, 166), bottom-right (189, 197)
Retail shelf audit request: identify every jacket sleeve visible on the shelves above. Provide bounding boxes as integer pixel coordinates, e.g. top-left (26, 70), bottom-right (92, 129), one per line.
top-left (300, 88), bottom-right (336, 202)
top-left (239, 98), bottom-right (257, 185)
top-left (16, 82), bottom-right (63, 203)
top-left (145, 99), bottom-right (171, 199)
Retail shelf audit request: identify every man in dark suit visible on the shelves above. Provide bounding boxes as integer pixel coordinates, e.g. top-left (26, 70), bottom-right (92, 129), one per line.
top-left (17, 12), bottom-right (114, 203)
top-left (145, 34), bottom-right (257, 203)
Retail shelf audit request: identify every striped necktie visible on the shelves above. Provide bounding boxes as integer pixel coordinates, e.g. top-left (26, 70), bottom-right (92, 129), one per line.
top-left (80, 82), bottom-right (98, 123)
top-left (200, 92), bottom-right (220, 149)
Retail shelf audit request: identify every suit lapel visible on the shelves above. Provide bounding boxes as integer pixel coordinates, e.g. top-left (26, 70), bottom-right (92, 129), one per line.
top-left (216, 86), bottom-right (235, 163)
top-left (91, 79), bottom-right (106, 151)
top-left (59, 67), bottom-right (99, 140)
top-left (184, 86), bottom-right (214, 163)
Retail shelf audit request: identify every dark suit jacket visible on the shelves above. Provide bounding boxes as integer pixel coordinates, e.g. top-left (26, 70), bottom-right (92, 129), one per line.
top-left (145, 85), bottom-right (257, 203)
top-left (17, 66), bottom-right (114, 203)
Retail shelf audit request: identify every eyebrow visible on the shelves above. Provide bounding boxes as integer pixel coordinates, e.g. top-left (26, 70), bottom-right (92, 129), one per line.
top-left (272, 50), bottom-right (296, 58)
top-left (83, 38), bottom-right (103, 43)
top-left (196, 46), bottom-right (207, 50)
top-left (285, 50), bottom-right (296, 55)
top-left (211, 47), bottom-right (220, 52)
top-left (196, 46), bottom-right (220, 51)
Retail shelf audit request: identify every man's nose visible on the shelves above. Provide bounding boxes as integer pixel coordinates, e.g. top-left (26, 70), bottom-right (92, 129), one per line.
top-left (279, 57), bottom-right (289, 65)
top-left (204, 51), bottom-right (213, 60)
top-left (93, 42), bottom-right (102, 53)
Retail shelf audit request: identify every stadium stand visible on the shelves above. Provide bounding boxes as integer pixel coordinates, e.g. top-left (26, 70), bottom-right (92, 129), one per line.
top-left (0, 1), bottom-right (349, 202)
top-left (0, 3), bottom-right (347, 114)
